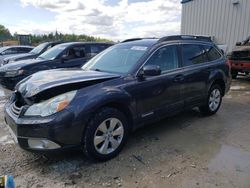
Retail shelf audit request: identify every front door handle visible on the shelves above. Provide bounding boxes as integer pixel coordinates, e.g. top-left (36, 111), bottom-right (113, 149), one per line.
top-left (174, 74), bottom-right (185, 82)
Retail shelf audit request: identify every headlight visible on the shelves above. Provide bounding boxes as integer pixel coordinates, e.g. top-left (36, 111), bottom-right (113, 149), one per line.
top-left (24, 90), bottom-right (77, 117)
top-left (5, 69), bottom-right (25, 77)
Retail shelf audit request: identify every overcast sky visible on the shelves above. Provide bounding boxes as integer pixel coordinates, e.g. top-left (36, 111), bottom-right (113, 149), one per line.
top-left (0, 0), bottom-right (181, 41)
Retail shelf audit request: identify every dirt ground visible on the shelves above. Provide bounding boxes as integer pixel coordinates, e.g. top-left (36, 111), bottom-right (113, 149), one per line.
top-left (0, 76), bottom-right (250, 188)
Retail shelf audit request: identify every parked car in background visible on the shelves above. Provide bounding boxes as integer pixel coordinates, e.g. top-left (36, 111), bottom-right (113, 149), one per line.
top-left (0, 46), bottom-right (34, 66)
top-left (2, 41), bottom-right (63, 66)
top-left (0, 42), bottom-right (113, 89)
top-left (228, 36), bottom-right (250, 78)
top-left (4, 35), bottom-right (231, 161)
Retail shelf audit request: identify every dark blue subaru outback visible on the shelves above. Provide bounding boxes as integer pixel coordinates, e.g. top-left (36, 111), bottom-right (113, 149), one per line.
top-left (4, 35), bottom-right (231, 161)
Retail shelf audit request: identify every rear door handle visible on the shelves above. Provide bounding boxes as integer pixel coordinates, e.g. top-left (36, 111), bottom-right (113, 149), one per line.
top-left (174, 74), bottom-right (185, 82)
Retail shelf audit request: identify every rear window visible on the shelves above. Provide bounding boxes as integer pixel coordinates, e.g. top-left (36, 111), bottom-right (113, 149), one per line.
top-left (181, 44), bottom-right (205, 66)
top-left (202, 45), bottom-right (221, 61)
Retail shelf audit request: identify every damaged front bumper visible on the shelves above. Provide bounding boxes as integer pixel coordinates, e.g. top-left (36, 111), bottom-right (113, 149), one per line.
top-left (4, 101), bottom-right (84, 152)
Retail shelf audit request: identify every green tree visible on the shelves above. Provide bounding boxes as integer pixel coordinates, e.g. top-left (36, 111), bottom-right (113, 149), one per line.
top-left (0, 25), bottom-right (12, 41)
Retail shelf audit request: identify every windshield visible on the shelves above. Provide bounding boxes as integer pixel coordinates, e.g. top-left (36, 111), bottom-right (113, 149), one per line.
top-left (30, 43), bottom-right (48, 54)
top-left (38, 46), bottom-right (66, 60)
top-left (0, 47), bottom-right (8, 53)
top-left (82, 45), bottom-right (148, 74)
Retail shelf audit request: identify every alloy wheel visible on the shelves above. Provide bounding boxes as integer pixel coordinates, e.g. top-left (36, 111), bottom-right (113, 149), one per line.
top-left (94, 118), bottom-right (124, 155)
top-left (209, 88), bottom-right (221, 111)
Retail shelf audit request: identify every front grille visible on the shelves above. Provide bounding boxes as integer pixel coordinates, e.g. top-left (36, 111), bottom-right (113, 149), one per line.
top-left (10, 92), bottom-right (27, 116)
top-left (233, 51), bottom-right (250, 59)
top-left (11, 102), bottom-right (22, 116)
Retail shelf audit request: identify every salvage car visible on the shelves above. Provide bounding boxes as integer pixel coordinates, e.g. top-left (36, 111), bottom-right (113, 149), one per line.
top-left (0, 42), bottom-right (113, 89)
top-left (4, 35), bottom-right (231, 161)
top-left (228, 36), bottom-right (250, 78)
top-left (0, 46), bottom-right (34, 66)
top-left (2, 41), bottom-right (63, 66)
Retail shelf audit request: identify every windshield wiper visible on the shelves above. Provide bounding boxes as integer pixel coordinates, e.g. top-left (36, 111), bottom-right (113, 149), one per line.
top-left (37, 56), bottom-right (45, 60)
top-left (92, 68), bottom-right (103, 72)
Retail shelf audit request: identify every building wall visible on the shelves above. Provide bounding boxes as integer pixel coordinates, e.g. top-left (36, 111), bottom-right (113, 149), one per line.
top-left (181, 0), bottom-right (250, 52)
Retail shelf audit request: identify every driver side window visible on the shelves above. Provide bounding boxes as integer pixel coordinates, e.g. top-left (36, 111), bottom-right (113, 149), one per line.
top-left (64, 46), bottom-right (87, 59)
top-left (145, 45), bottom-right (178, 73)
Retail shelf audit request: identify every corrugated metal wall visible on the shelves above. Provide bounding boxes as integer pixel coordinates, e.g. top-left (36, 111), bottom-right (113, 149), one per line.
top-left (181, 0), bottom-right (250, 52)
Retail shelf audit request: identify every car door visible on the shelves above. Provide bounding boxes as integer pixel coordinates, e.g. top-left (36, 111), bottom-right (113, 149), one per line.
top-left (179, 43), bottom-right (211, 107)
top-left (136, 44), bottom-right (183, 121)
top-left (57, 45), bottom-right (90, 68)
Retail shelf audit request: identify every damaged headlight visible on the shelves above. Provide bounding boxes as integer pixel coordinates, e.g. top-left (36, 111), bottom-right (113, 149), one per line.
top-left (5, 69), bottom-right (25, 77)
top-left (24, 90), bottom-right (77, 117)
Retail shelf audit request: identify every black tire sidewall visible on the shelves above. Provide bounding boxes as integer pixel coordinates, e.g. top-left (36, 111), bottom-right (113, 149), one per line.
top-left (83, 107), bottom-right (129, 161)
top-left (200, 84), bottom-right (223, 115)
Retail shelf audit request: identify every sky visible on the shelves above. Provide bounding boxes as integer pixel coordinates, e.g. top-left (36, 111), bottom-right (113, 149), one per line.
top-left (0, 0), bottom-right (182, 41)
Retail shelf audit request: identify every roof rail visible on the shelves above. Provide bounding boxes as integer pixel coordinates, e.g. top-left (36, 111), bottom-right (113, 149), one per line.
top-left (158, 35), bottom-right (212, 43)
top-left (121, 37), bottom-right (157, 43)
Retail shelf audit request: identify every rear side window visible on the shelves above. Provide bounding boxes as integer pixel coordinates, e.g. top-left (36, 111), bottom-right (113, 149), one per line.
top-left (89, 45), bottom-right (109, 57)
top-left (181, 44), bottom-right (205, 66)
top-left (18, 47), bottom-right (32, 53)
top-left (146, 45), bottom-right (179, 73)
top-left (202, 45), bottom-right (221, 61)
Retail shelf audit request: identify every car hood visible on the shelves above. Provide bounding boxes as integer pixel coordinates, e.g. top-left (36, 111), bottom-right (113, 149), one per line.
top-left (16, 69), bottom-right (121, 98)
top-left (0, 58), bottom-right (45, 71)
top-left (5, 53), bottom-right (35, 61)
top-left (233, 45), bottom-right (250, 52)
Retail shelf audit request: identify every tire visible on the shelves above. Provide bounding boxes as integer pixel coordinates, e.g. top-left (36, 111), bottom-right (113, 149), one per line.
top-left (83, 107), bottom-right (129, 161)
top-left (231, 70), bottom-right (238, 79)
top-left (199, 84), bottom-right (222, 116)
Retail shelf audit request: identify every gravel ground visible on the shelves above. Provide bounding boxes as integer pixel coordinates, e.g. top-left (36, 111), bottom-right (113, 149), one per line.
top-left (0, 76), bottom-right (250, 188)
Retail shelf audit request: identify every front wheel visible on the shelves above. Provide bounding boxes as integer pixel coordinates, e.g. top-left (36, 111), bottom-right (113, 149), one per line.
top-left (83, 107), bottom-right (129, 161)
top-left (199, 84), bottom-right (222, 116)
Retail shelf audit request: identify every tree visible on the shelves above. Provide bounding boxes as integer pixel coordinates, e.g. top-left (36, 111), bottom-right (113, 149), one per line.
top-left (0, 25), bottom-right (12, 41)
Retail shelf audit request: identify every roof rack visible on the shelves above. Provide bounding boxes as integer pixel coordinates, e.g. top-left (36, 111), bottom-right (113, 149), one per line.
top-left (158, 35), bottom-right (212, 43)
top-left (121, 37), bottom-right (157, 43)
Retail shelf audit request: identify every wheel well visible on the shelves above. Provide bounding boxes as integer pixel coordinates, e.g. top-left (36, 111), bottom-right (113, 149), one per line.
top-left (211, 79), bottom-right (226, 96)
top-left (100, 102), bottom-right (134, 132)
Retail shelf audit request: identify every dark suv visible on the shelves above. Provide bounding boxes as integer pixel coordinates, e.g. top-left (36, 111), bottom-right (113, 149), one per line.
top-left (4, 35), bottom-right (231, 161)
top-left (0, 42), bottom-right (113, 89)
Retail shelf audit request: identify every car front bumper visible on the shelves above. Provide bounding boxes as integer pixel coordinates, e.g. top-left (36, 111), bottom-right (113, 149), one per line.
top-left (4, 102), bottom-right (85, 152)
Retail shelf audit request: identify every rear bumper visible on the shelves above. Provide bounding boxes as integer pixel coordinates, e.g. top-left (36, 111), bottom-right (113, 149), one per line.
top-left (4, 102), bottom-right (85, 152)
top-left (230, 60), bottom-right (250, 72)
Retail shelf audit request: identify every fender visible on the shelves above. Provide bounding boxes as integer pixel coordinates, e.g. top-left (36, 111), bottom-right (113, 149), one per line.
top-left (83, 86), bottom-right (136, 118)
top-left (206, 67), bottom-right (227, 95)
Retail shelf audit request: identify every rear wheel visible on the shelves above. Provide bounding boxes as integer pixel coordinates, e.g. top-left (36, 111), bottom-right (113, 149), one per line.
top-left (231, 70), bottom-right (238, 79)
top-left (199, 84), bottom-right (222, 116)
top-left (83, 107), bottom-right (129, 161)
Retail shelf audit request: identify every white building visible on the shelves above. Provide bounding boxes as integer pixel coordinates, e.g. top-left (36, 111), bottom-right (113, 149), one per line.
top-left (181, 0), bottom-right (250, 52)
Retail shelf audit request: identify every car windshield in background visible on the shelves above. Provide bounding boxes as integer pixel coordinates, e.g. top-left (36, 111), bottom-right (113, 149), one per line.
top-left (30, 43), bottom-right (48, 54)
top-left (82, 45), bottom-right (148, 74)
top-left (38, 46), bottom-right (66, 60)
top-left (0, 47), bottom-right (8, 53)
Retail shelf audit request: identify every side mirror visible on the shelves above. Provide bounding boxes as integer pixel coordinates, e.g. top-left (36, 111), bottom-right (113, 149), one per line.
top-left (138, 65), bottom-right (161, 78)
top-left (236, 42), bottom-right (241, 46)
